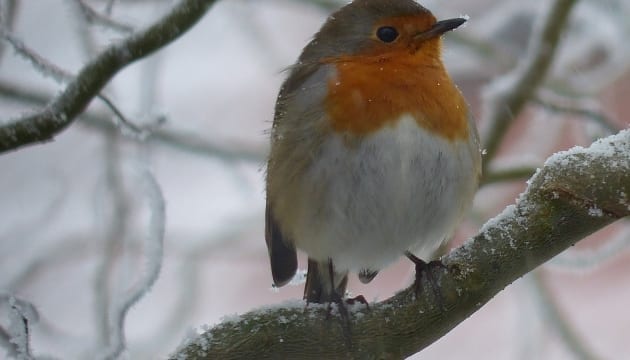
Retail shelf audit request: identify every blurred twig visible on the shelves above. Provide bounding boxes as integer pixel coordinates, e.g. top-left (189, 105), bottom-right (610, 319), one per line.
top-left (480, 0), bottom-right (578, 173)
top-left (0, 0), bottom-right (18, 63)
top-left (98, 168), bottom-right (166, 360)
top-left (533, 96), bottom-right (621, 134)
top-left (74, 0), bottom-right (135, 33)
top-left (3, 29), bottom-right (147, 136)
top-left (2, 32), bottom-right (73, 82)
top-left (530, 271), bottom-right (600, 360)
top-left (481, 166), bottom-right (537, 186)
top-left (0, 80), bottom-right (266, 161)
top-left (0, 295), bottom-right (38, 359)
top-left (93, 129), bottom-right (131, 348)
top-left (550, 225), bottom-right (630, 269)
top-left (290, 0), bottom-right (342, 11)
top-left (0, 0), bottom-right (217, 153)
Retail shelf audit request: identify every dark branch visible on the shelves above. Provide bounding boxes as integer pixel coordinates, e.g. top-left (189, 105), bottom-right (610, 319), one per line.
top-left (0, 0), bottom-right (217, 154)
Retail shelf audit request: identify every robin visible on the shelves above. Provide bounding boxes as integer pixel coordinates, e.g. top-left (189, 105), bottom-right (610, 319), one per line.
top-left (265, 0), bottom-right (482, 304)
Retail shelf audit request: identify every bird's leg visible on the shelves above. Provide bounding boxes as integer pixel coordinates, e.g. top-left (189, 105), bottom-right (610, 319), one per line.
top-left (323, 259), bottom-right (355, 347)
top-left (325, 260), bottom-right (350, 318)
top-left (405, 251), bottom-right (447, 311)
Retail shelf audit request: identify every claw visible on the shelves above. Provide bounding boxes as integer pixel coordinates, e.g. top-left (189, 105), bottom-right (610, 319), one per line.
top-left (405, 251), bottom-right (447, 311)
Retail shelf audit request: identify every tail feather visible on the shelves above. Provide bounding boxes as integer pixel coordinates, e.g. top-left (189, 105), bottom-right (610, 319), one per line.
top-left (304, 258), bottom-right (348, 303)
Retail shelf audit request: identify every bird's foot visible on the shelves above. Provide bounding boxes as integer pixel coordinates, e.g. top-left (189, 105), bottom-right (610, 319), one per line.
top-left (405, 251), bottom-right (447, 311)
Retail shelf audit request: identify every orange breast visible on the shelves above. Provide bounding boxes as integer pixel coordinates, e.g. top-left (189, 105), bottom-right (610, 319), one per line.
top-left (323, 51), bottom-right (469, 141)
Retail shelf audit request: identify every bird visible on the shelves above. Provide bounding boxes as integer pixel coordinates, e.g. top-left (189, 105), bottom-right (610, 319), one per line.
top-left (265, 0), bottom-right (482, 305)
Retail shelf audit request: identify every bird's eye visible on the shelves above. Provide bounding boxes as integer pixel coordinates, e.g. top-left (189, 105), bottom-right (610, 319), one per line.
top-left (376, 26), bottom-right (399, 43)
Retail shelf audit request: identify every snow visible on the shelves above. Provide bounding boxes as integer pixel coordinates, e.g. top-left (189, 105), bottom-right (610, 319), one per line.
top-left (544, 128), bottom-right (630, 168)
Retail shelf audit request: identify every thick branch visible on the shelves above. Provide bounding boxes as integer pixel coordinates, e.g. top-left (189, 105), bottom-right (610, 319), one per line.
top-left (0, 0), bottom-right (217, 153)
top-left (173, 130), bottom-right (630, 359)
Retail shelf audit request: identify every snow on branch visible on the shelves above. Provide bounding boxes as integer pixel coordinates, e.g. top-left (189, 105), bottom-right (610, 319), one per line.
top-left (0, 0), bottom-right (217, 154)
top-left (173, 129), bottom-right (630, 359)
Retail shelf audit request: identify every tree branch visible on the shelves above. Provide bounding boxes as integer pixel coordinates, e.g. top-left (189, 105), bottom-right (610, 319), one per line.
top-left (480, 0), bottom-right (578, 171)
top-left (480, 166), bottom-right (538, 186)
top-left (172, 129), bottom-right (630, 359)
top-left (0, 80), bottom-right (266, 161)
top-left (0, 0), bottom-right (217, 154)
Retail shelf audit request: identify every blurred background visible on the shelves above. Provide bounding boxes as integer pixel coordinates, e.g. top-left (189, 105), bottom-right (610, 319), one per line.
top-left (0, 0), bottom-right (629, 358)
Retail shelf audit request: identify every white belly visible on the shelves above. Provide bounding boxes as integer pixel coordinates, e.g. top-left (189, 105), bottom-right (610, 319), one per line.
top-left (291, 116), bottom-right (479, 272)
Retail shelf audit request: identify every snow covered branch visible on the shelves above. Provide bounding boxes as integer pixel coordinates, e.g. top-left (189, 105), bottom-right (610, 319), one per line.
top-left (0, 0), bottom-right (217, 154)
top-left (173, 129), bottom-right (630, 360)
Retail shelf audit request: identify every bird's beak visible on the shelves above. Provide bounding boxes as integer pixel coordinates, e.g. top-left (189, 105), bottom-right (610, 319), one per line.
top-left (414, 17), bottom-right (466, 42)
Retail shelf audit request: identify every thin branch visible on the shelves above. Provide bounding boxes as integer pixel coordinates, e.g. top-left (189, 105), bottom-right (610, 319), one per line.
top-left (549, 225), bottom-right (630, 270)
top-left (0, 0), bottom-right (18, 63)
top-left (0, 295), bottom-right (38, 359)
top-left (4, 29), bottom-right (147, 136)
top-left (2, 32), bottom-right (74, 82)
top-left (95, 93), bottom-right (145, 135)
top-left (0, 80), bottom-right (266, 161)
top-left (93, 129), bottom-right (131, 348)
top-left (71, 0), bottom-right (101, 59)
top-left (105, 0), bottom-right (116, 15)
top-left (0, 0), bottom-right (218, 153)
top-left (9, 305), bottom-right (32, 359)
top-left (533, 96), bottom-right (621, 134)
top-left (480, 0), bottom-right (578, 172)
top-left (173, 129), bottom-right (630, 359)
top-left (99, 167), bottom-right (166, 360)
top-left (481, 166), bottom-right (538, 186)
top-left (531, 271), bottom-right (600, 360)
top-left (291, 0), bottom-right (343, 11)
top-left (74, 0), bottom-right (135, 33)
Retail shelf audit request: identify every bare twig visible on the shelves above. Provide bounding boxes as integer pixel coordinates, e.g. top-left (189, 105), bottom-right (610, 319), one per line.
top-left (0, 295), bottom-right (38, 359)
top-left (550, 226), bottom-right (630, 270)
top-left (98, 167), bottom-right (165, 360)
top-left (74, 0), bottom-right (135, 33)
top-left (0, 80), bottom-right (266, 161)
top-left (481, 166), bottom-right (538, 186)
top-left (533, 96), bottom-right (621, 134)
top-left (0, 0), bottom-right (18, 63)
top-left (93, 129), bottom-right (131, 348)
top-left (530, 271), bottom-right (600, 360)
top-left (2, 32), bottom-right (73, 82)
top-left (0, 0), bottom-right (217, 153)
top-left (480, 0), bottom-right (579, 172)
top-left (96, 93), bottom-right (145, 135)
top-left (3, 30), bottom-right (148, 136)
top-left (105, 0), bottom-right (116, 15)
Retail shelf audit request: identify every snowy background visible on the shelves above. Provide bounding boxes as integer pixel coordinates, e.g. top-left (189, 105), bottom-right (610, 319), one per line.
top-left (1, 0), bottom-right (629, 359)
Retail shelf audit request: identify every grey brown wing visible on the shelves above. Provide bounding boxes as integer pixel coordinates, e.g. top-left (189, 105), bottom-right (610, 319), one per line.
top-left (265, 62), bottom-right (331, 287)
top-left (265, 200), bottom-right (297, 287)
